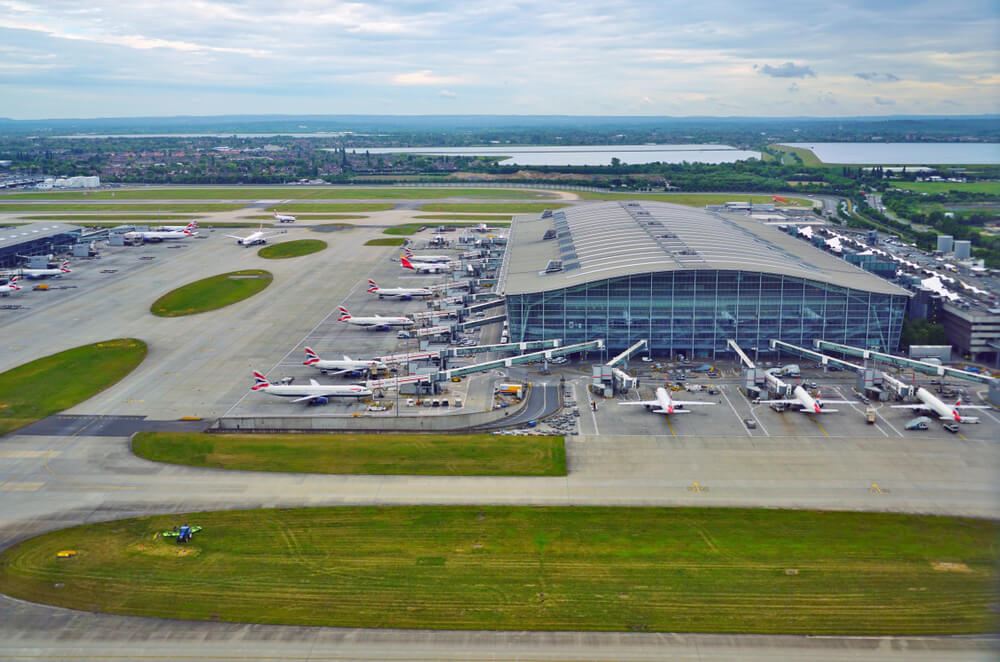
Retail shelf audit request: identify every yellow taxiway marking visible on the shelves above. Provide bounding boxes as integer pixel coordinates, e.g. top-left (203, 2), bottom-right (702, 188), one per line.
top-left (813, 417), bottom-right (830, 437)
top-left (665, 415), bottom-right (676, 436)
top-left (869, 482), bottom-right (889, 495)
top-left (688, 481), bottom-right (708, 493)
top-left (0, 481), bottom-right (45, 491)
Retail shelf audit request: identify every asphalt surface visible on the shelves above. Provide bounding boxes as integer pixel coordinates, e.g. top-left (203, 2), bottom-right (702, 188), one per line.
top-left (0, 202), bottom-right (997, 660)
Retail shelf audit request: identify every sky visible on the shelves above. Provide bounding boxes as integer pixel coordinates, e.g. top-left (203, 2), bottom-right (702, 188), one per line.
top-left (0, 0), bottom-right (997, 119)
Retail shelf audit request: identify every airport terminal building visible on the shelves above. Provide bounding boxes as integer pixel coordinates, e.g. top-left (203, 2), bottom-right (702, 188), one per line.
top-left (499, 201), bottom-right (910, 359)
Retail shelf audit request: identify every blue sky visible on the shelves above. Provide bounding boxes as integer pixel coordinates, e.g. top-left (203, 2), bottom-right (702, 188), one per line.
top-left (0, 0), bottom-right (997, 119)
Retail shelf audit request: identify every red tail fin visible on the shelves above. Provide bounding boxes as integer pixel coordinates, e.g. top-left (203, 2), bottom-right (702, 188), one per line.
top-left (401, 256), bottom-right (415, 271)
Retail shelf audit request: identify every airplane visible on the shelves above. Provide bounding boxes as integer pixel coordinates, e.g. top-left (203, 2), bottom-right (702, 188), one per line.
top-left (758, 384), bottom-right (850, 413)
top-left (618, 386), bottom-right (718, 415)
top-left (225, 225), bottom-right (286, 246)
top-left (473, 223), bottom-right (495, 233)
top-left (251, 370), bottom-right (371, 405)
top-left (367, 278), bottom-right (433, 300)
top-left (337, 306), bottom-right (414, 330)
top-left (402, 248), bottom-right (453, 264)
top-left (125, 222), bottom-right (197, 243)
top-left (401, 256), bottom-right (453, 274)
top-left (274, 212), bottom-right (297, 223)
top-left (0, 276), bottom-right (21, 296)
top-left (20, 260), bottom-right (71, 279)
top-left (303, 347), bottom-right (386, 375)
top-left (890, 386), bottom-right (991, 423)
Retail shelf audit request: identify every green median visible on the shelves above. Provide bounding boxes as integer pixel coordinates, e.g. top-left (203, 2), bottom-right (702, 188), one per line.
top-left (0, 507), bottom-right (993, 634)
top-left (419, 203), bottom-right (568, 213)
top-left (150, 270), bottom-right (272, 317)
top-left (132, 432), bottom-right (566, 476)
top-left (0, 339), bottom-right (147, 436)
top-left (257, 240), bottom-right (327, 259)
top-left (365, 237), bottom-right (407, 246)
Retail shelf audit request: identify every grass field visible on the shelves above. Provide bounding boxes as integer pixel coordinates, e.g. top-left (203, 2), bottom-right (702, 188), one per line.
top-left (0, 339), bottom-right (147, 436)
top-left (0, 203), bottom-right (244, 213)
top-left (0, 187), bottom-right (559, 200)
top-left (767, 144), bottom-right (826, 167)
top-left (131, 432), bottom-right (566, 476)
top-left (414, 214), bottom-right (515, 221)
top-left (150, 270), bottom-right (272, 317)
top-left (365, 237), bottom-right (407, 246)
top-left (575, 192), bottom-right (813, 206)
top-left (0, 506), bottom-right (994, 634)
top-left (891, 181), bottom-right (1000, 195)
top-left (247, 214), bottom-right (368, 220)
top-left (257, 240), bottom-right (327, 259)
top-left (20, 214), bottom-right (199, 221)
top-left (419, 203), bottom-right (568, 213)
top-left (272, 203), bottom-right (394, 213)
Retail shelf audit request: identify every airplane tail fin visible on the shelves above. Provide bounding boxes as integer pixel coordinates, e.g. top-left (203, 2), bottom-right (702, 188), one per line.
top-left (337, 306), bottom-right (352, 321)
top-left (251, 370), bottom-right (270, 390)
top-left (403, 247), bottom-right (414, 257)
top-left (401, 256), bottom-right (415, 271)
top-left (367, 278), bottom-right (379, 293)
top-left (303, 347), bottom-right (321, 365)
top-left (60, 261), bottom-right (71, 273)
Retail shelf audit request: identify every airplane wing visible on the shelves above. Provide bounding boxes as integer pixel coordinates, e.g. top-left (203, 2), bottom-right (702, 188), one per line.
top-left (618, 400), bottom-right (659, 407)
top-left (757, 399), bottom-right (799, 405)
top-left (309, 378), bottom-right (321, 387)
top-left (654, 408), bottom-right (691, 414)
top-left (224, 234), bottom-right (246, 240)
top-left (670, 401), bottom-right (717, 407)
top-left (891, 404), bottom-right (929, 409)
top-left (321, 369), bottom-right (351, 377)
top-left (816, 400), bottom-right (852, 405)
top-left (291, 393), bottom-right (326, 404)
top-left (260, 231), bottom-right (287, 240)
top-left (955, 404), bottom-right (993, 410)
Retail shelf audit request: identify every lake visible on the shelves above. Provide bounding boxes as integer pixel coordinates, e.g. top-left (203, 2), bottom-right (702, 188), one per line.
top-left (782, 142), bottom-right (1000, 165)
top-left (346, 144), bottom-right (761, 166)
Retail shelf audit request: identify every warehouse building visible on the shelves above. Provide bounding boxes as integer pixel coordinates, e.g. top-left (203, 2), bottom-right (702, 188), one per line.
top-left (0, 223), bottom-right (82, 269)
top-left (500, 202), bottom-right (910, 358)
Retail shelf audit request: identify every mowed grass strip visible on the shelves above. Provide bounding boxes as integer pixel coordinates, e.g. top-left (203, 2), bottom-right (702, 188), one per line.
top-left (0, 203), bottom-right (243, 212)
top-left (384, 220), bottom-right (511, 235)
top-left (414, 214), bottom-right (514, 221)
top-left (20, 214), bottom-right (199, 221)
top-left (575, 192), bottom-right (813, 206)
top-left (150, 270), bottom-right (272, 317)
top-left (0, 339), bottom-right (147, 436)
top-left (247, 214), bottom-right (368, 220)
top-left (891, 181), bottom-right (1000, 195)
top-left (272, 203), bottom-right (394, 213)
top-left (0, 187), bottom-right (560, 200)
top-left (0, 507), bottom-right (994, 634)
top-left (131, 432), bottom-right (566, 476)
top-left (365, 237), bottom-right (407, 246)
top-left (419, 203), bottom-right (568, 213)
top-left (257, 239), bottom-right (327, 259)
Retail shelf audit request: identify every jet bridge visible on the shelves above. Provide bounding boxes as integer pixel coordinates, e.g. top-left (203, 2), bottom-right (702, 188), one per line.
top-left (770, 340), bottom-right (862, 373)
top-left (456, 313), bottom-right (506, 331)
top-left (465, 298), bottom-right (505, 314)
top-left (443, 339), bottom-right (561, 358)
top-left (770, 339), bottom-right (912, 400)
top-left (606, 339), bottom-right (647, 368)
top-left (726, 339), bottom-right (756, 369)
top-left (601, 339), bottom-right (646, 393)
top-left (814, 340), bottom-right (996, 386)
top-left (440, 339), bottom-right (605, 380)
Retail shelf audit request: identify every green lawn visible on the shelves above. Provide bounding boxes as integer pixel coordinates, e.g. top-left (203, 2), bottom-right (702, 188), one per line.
top-left (257, 239), bottom-right (327, 259)
top-left (768, 144), bottom-right (826, 167)
top-left (365, 237), bottom-right (408, 246)
top-left (131, 432), bottom-right (566, 476)
top-left (0, 507), bottom-right (994, 634)
top-left (20, 214), bottom-right (199, 221)
top-left (575, 192), bottom-right (813, 206)
top-left (383, 224), bottom-right (427, 236)
top-left (891, 181), bottom-right (1000, 195)
top-left (150, 270), bottom-right (272, 317)
top-left (272, 203), bottom-right (394, 213)
top-left (0, 339), bottom-right (147, 436)
top-left (419, 203), bottom-right (569, 213)
top-left (0, 187), bottom-right (560, 200)
top-left (0, 203), bottom-right (243, 212)
top-left (414, 214), bottom-right (515, 221)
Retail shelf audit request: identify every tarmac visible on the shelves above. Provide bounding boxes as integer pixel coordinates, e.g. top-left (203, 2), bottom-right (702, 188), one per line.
top-left (0, 204), bottom-right (997, 660)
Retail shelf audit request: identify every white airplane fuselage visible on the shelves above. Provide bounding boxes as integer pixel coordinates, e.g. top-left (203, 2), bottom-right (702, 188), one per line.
top-left (406, 254), bottom-right (452, 263)
top-left (373, 286), bottom-right (433, 299)
top-left (308, 357), bottom-right (385, 372)
top-left (343, 315), bottom-right (413, 329)
top-left (259, 383), bottom-right (372, 399)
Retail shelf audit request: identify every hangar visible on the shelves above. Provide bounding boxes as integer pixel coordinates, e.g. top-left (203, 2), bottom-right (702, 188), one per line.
top-left (0, 223), bottom-right (82, 269)
top-left (500, 201), bottom-right (910, 358)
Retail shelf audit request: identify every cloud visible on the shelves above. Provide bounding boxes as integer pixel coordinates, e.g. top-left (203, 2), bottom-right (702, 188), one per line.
top-left (874, 96), bottom-right (895, 105)
top-left (439, 89), bottom-right (457, 98)
top-left (758, 62), bottom-right (815, 78)
top-left (391, 70), bottom-right (465, 86)
top-left (855, 72), bottom-right (901, 82)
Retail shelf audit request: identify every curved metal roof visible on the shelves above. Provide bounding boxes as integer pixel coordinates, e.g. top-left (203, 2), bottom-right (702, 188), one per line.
top-left (500, 201), bottom-right (909, 296)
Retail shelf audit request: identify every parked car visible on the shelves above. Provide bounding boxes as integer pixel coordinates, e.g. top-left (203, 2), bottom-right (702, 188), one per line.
top-left (943, 422), bottom-right (960, 434)
top-left (743, 418), bottom-right (757, 429)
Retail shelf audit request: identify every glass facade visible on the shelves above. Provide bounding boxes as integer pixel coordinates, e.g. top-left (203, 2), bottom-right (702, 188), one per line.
top-left (506, 270), bottom-right (908, 358)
